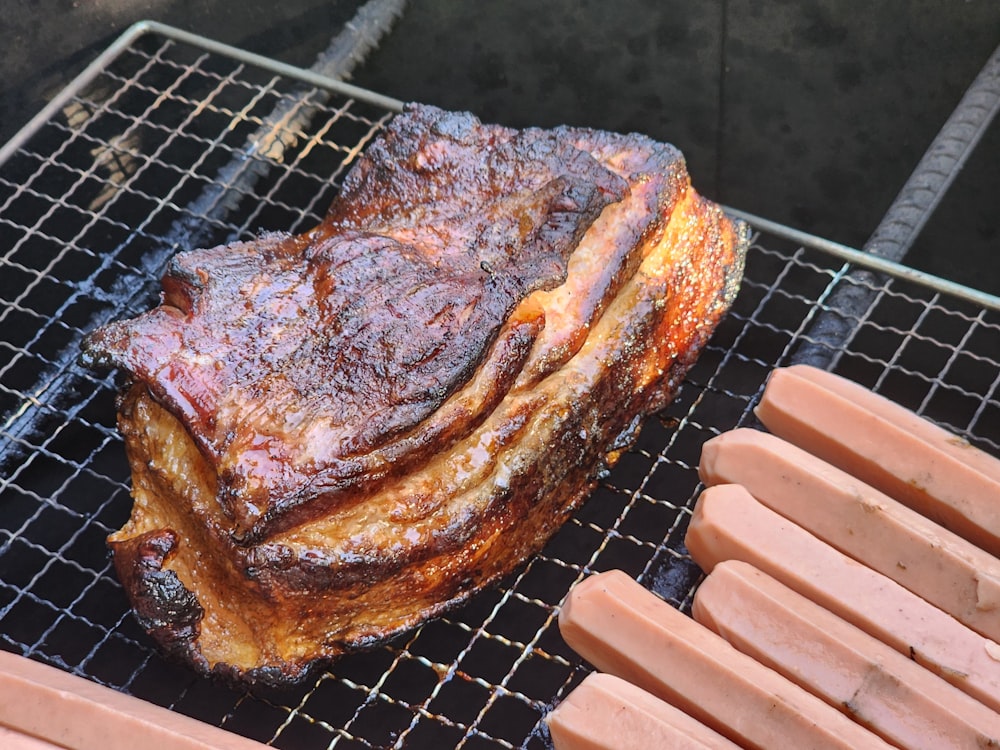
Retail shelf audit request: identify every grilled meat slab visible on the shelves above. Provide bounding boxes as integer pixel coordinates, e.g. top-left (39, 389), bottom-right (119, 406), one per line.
top-left (81, 104), bottom-right (748, 685)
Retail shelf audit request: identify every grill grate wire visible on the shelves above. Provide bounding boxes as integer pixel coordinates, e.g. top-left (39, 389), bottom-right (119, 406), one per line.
top-left (2, 24), bottom-right (999, 750)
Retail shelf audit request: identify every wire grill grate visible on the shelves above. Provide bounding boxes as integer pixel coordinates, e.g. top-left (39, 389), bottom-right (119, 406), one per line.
top-left (2, 24), bottom-right (999, 750)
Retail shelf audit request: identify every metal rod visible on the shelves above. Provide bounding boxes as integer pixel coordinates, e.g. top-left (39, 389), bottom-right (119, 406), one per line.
top-left (727, 208), bottom-right (1000, 313)
top-left (137, 20), bottom-right (406, 114)
top-left (779, 42), bottom-right (1000, 368)
top-left (866, 41), bottom-right (1000, 261)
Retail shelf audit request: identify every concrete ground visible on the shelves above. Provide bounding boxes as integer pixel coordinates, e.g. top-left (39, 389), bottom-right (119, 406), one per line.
top-left (2, 0), bottom-right (998, 293)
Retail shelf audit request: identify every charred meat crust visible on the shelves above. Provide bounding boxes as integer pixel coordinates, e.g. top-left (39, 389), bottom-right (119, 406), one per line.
top-left (111, 530), bottom-right (208, 669)
top-left (82, 104), bottom-right (748, 686)
top-left (82, 105), bottom-right (627, 542)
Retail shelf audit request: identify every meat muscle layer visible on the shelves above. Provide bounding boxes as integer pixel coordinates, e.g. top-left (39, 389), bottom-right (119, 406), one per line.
top-left (81, 104), bottom-right (748, 685)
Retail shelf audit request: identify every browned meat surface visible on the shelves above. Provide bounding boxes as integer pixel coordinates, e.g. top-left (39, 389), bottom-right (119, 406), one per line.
top-left (81, 103), bottom-right (749, 686)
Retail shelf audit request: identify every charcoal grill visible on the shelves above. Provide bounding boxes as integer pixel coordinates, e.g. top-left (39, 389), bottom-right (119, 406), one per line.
top-left (2, 21), bottom-right (999, 750)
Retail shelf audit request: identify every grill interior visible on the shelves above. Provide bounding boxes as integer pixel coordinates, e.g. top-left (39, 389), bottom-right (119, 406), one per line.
top-left (2, 25), bottom-right (999, 750)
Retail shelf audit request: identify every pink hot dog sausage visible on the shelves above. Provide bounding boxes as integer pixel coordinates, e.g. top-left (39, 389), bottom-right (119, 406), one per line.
top-left (0, 726), bottom-right (68, 750)
top-left (558, 569), bottom-right (895, 750)
top-left (763, 364), bottom-right (1000, 483)
top-left (693, 560), bottom-right (1000, 750)
top-left (546, 672), bottom-right (741, 750)
top-left (0, 650), bottom-right (267, 750)
top-left (685, 483), bottom-right (1000, 713)
top-left (755, 365), bottom-right (1000, 555)
top-left (698, 428), bottom-right (1000, 642)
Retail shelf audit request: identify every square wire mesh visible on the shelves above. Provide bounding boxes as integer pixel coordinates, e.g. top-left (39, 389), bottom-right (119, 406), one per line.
top-left (1, 25), bottom-right (999, 750)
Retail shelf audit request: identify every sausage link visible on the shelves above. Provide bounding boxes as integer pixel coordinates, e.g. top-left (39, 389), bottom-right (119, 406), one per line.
top-left (558, 569), bottom-right (895, 750)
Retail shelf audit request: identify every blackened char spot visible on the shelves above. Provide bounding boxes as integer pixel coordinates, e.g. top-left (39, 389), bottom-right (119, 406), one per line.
top-left (111, 529), bottom-right (205, 664)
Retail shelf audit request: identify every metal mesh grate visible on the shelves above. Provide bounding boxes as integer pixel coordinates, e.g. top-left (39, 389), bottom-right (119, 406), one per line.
top-left (2, 24), bottom-right (999, 750)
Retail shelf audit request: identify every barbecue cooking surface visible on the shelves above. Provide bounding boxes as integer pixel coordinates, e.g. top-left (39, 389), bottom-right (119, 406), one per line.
top-left (2, 25), bottom-right (999, 749)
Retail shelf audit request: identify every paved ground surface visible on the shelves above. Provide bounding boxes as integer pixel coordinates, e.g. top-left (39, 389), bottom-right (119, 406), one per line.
top-left (2, 0), bottom-right (998, 293)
